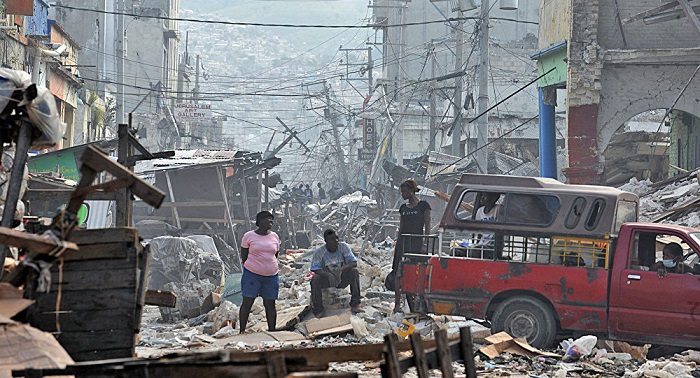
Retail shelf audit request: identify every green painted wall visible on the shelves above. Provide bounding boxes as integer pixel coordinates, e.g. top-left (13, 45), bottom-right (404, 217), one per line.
top-left (536, 47), bottom-right (568, 87)
top-left (669, 110), bottom-right (700, 176)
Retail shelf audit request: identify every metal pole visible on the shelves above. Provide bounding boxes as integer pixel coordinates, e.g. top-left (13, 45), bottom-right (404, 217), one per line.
top-left (429, 45), bottom-right (436, 152)
top-left (476, 0), bottom-right (490, 173)
top-left (0, 122), bottom-right (32, 278)
top-left (539, 87), bottom-right (557, 178)
top-left (116, 123), bottom-right (130, 226)
top-left (451, 20), bottom-right (464, 157)
top-left (116, 0), bottom-right (125, 125)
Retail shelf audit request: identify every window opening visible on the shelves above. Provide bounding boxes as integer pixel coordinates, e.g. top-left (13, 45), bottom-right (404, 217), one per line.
top-left (585, 198), bottom-right (605, 231)
top-left (565, 197), bottom-right (586, 229)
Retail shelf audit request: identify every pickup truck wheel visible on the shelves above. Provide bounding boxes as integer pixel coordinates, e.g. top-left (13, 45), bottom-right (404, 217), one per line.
top-left (491, 296), bottom-right (557, 349)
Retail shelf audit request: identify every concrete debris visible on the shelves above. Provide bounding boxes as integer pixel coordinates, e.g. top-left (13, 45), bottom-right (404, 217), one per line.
top-left (137, 241), bottom-right (492, 356)
top-left (148, 236), bottom-right (225, 321)
top-left (620, 174), bottom-right (700, 227)
top-left (135, 182), bottom-right (700, 375)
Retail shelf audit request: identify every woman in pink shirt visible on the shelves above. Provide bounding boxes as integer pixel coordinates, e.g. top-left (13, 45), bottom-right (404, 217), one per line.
top-left (239, 210), bottom-right (280, 333)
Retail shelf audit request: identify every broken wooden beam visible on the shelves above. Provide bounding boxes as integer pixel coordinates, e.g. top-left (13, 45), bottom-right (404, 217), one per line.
top-left (78, 146), bottom-right (165, 209)
top-left (0, 228), bottom-right (77, 255)
top-left (145, 290), bottom-right (177, 308)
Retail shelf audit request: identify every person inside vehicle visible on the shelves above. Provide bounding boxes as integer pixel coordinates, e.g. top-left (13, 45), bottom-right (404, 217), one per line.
top-left (649, 242), bottom-right (692, 277)
top-left (309, 229), bottom-right (363, 318)
top-left (468, 192), bottom-right (503, 259)
top-left (475, 192), bottom-right (502, 223)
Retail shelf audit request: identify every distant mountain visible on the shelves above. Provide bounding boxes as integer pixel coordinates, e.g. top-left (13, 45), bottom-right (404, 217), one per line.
top-left (180, 0), bottom-right (368, 54)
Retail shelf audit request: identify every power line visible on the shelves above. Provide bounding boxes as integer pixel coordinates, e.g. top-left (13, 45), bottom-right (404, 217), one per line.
top-left (52, 5), bottom-right (538, 28)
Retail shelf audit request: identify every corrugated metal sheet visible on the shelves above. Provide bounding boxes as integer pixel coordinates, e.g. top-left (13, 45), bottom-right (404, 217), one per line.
top-left (84, 200), bottom-right (114, 229)
top-left (135, 149), bottom-right (242, 173)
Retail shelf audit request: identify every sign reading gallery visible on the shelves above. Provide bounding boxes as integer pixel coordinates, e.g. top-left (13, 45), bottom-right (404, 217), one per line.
top-left (174, 103), bottom-right (212, 122)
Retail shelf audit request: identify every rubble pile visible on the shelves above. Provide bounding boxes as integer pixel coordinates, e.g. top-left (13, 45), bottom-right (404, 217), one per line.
top-left (298, 191), bottom-right (383, 245)
top-left (135, 180), bottom-right (700, 375)
top-left (620, 174), bottom-right (700, 226)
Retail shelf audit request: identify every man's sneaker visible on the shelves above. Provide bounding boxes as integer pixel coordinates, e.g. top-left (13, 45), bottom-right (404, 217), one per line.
top-left (313, 310), bottom-right (326, 318)
top-left (351, 304), bottom-right (364, 314)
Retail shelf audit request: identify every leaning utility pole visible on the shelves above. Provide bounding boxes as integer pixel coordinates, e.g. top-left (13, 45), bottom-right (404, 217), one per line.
top-left (476, 0), bottom-right (490, 173)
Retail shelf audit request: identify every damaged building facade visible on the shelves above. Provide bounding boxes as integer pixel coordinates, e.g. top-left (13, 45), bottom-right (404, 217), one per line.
top-left (536, 0), bottom-right (700, 184)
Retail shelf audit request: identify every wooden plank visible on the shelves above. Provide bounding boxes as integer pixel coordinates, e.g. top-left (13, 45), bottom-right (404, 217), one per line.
top-left (23, 189), bottom-right (118, 202)
top-left (460, 327), bottom-right (477, 378)
top-left (144, 290), bottom-right (177, 307)
top-left (410, 333), bottom-right (429, 378)
top-left (383, 334), bottom-right (401, 378)
top-left (134, 201), bottom-right (226, 207)
top-left (305, 313), bottom-right (351, 334)
top-left (621, 1), bottom-right (680, 24)
top-left (267, 354), bottom-right (288, 378)
top-left (132, 215), bottom-right (230, 223)
top-left (36, 364), bottom-right (270, 377)
top-left (50, 268), bottom-right (137, 291)
top-left (69, 348), bottom-right (135, 363)
top-left (52, 258), bottom-right (137, 273)
top-left (60, 242), bottom-right (130, 261)
top-left (435, 329), bottom-right (454, 378)
top-left (0, 227), bottom-right (78, 255)
top-left (31, 308), bottom-right (136, 332)
top-left (55, 329), bottom-right (136, 354)
top-left (32, 288), bottom-right (137, 312)
top-left (68, 228), bottom-right (139, 245)
top-left (80, 145), bottom-right (165, 208)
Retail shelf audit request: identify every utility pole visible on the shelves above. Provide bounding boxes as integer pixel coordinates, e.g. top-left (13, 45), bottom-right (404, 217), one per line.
top-left (323, 81), bottom-right (349, 187)
top-left (476, 0), bottom-right (490, 173)
top-left (395, 5), bottom-right (406, 165)
top-left (367, 47), bottom-right (373, 93)
top-left (116, 0), bottom-right (125, 126)
top-left (451, 20), bottom-right (464, 157)
top-left (194, 54), bottom-right (200, 103)
top-left (429, 45), bottom-right (437, 152)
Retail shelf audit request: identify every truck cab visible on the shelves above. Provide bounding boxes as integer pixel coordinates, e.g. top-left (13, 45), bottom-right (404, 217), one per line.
top-left (398, 174), bottom-right (700, 348)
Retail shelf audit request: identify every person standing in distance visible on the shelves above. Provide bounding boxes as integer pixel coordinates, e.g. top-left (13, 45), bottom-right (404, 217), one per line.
top-left (317, 182), bottom-right (327, 204)
top-left (393, 179), bottom-right (431, 313)
top-left (239, 210), bottom-right (280, 333)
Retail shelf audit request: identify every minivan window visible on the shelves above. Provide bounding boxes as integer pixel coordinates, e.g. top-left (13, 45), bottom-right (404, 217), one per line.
top-left (585, 198), bottom-right (606, 231)
top-left (455, 191), bottom-right (478, 221)
top-left (565, 197), bottom-right (587, 229)
top-left (504, 194), bottom-right (560, 226)
top-left (615, 200), bottom-right (638, 233)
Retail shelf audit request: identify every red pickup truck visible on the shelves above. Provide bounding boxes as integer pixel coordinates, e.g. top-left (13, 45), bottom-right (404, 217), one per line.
top-left (398, 174), bottom-right (700, 348)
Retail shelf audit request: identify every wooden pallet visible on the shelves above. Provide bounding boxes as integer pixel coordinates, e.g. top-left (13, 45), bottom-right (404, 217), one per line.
top-left (23, 227), bottom-right (148, 362)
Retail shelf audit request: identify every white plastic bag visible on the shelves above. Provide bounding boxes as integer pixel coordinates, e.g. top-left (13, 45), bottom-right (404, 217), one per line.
top-left (24, 85), bottom-right (66, 149)
top-left (562, 335), bottom-right (597, 361)
top-left (0, 68), bottom-right (65, 149)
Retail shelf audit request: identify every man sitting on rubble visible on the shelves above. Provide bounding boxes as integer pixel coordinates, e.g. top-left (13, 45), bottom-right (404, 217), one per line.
top-left (309, 229), bottom-right (364, 317)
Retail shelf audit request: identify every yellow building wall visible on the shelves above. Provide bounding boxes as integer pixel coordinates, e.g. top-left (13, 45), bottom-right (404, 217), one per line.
top-left (539, 0), bottom-right (570, 49)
